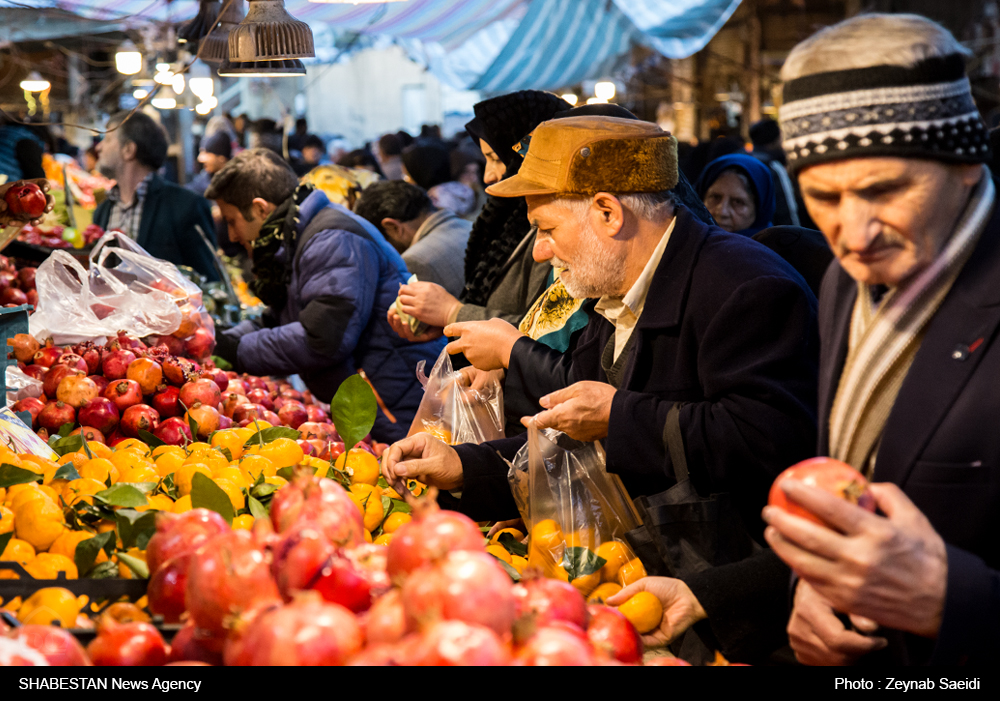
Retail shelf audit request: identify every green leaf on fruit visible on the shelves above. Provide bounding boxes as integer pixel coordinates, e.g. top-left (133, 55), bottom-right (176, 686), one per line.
top-left (217, 446), bottom-right (233, 462)
top-left (48, 434), bottom-right (84, 457)
top-left (251, 482), bottom-right (277, 499)
top-left (74, 531), bottom-right (115, 577)
top-left (138, 429), bottom-right (165, 449)
top-left (0, 463), bottom-right (43, 488)
top-left (57, 422), bottom-right (74, 438)
top-left (276, 466), bottom-right (294, 481)
top-left (560, 546), bottom-right (606, 583)
top-left (494, 557), bottom-right (522, 582)
top-left (115, 509), bottom-right (157, 550)
top-left (160, 473), bottom-right (178, 500)
top-left (190, 472), bottom-right (234, 525)
top-left (187, 414), bottom-right (200, 442)
top-left (94, 484), bottom-right (148, 508)
top-left (389, 498), bottom-right (411, 516)
top-left (53, 464), bottom-right (81, 481)
top-left (377, 476), bottom-right (389, 489)
top-left (498, 532), bottom-right (528, 557)
top-left (325, 464), bottom-right (351, 488)
top-left (89, 560), bottom-right (120, 579)
top-left (330, 375), bottom-right (376, 454)
top-left (115, 552), bottom-right (148, 579)
top-left (0, 531), bottom-right (13, 558)
top-left (248, 496), bottom-right (267, 520)
top-left (212, 355), bottom-right (233, 371)
top-left (242, 426), bottom-right (301, 448)
top-left (380, 494), bottom-right (392, 518)
top-left (81, 436), bottom-right (93, 460)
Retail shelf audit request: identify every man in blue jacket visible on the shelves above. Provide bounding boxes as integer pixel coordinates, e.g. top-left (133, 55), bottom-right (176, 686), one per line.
top-left (93, 112), bottom-right (219, 281)
top-left (207, 149), bottom-right (445, 442)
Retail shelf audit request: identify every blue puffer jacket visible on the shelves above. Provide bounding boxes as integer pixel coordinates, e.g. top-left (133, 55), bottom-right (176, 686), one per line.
top-left (226, 190), bottom-right (445, 442)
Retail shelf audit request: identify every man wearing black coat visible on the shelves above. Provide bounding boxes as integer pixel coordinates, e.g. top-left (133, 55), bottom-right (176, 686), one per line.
top-left (382, 116), bottom-right (819, 547)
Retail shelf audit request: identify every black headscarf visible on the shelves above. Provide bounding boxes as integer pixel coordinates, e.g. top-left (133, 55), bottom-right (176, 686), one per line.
top-left (401, 144), bottom-right (452, 190)
top-left (460, 91), bottom-right (573, 306)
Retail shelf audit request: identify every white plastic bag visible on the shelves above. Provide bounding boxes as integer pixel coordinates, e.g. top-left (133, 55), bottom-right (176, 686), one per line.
top-left (407, 349), bottom-right (504, 445)
top-left (29, 232), bottom-right (215, 349)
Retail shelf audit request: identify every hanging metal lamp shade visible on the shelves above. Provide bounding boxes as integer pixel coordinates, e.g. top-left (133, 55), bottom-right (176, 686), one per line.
top-left (217, 57), bottom-right (306, 77)
top-left (179, 0), bottom-right (222, 44)
top-left (229, 0), bottom-right (315, 62)
top-left (201, 0), bottom-right (246, 64)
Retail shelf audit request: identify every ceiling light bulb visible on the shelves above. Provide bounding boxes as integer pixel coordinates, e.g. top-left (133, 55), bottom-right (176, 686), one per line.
top-left (133, 88), bottom-right (149, 99)
top-left (594, 82), bottom-right (615, 101)
top-left (115, 43), bottom-right (142, 76)
top-left (172, 73), bottom-right (186, 95)
top-left (561, 93), bottom-right (578, 106)
top-left (152, 97), bottom-right (177, 109)
top-left (189, 77), bottom-right (214, 99)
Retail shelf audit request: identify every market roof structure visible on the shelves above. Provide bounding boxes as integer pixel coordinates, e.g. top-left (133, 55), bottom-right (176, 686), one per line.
top-left (2, 0), bottom-right (743, 90)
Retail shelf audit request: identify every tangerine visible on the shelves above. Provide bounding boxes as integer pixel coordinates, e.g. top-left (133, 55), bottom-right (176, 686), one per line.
top-left (17, 587), bottom-right (80, 627)
top-left (336, 449), bottom-right (381, 486)
top-left (587, 582), bottom-right (623, 605)
top-left (617, 558), bottom-right (647, 587)
top-left (596, 540), bottom-right (633, 582)
top-left (617, 591), bottom-right (663, 634)
top-left (24, 553), bottom-right (79, 580)
top-left (13, 497), bottom-right (66, 551)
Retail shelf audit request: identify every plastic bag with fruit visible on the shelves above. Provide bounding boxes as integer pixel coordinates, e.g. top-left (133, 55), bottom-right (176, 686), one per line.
top-left (509, 421), bottom-right (644, 601)
top-left (28, 232), bottom-right (215, 357)
top-left (406, 349), bottom-right (504, 445)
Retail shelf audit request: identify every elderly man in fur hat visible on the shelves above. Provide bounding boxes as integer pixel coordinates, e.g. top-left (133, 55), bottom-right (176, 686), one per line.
top-left (752, 14), bottom-right (1000, 666)
top-left (382, 116), bottom-right (820, 613)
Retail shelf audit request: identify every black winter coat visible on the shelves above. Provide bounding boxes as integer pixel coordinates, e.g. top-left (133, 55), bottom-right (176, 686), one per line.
top-left (452, 207), bottom-right (821, 541)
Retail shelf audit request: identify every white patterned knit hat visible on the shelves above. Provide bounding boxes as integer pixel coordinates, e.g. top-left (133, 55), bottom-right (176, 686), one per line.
top-left (780, 53), bottom-right (990, 174)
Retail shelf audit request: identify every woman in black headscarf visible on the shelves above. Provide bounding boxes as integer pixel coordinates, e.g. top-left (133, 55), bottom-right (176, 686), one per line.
top-left (389, 90), bottom-right (572, 341)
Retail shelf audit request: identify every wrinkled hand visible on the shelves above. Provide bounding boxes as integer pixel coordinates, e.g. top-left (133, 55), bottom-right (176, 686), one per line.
top-left (605, 577), bottom-right (707, 648)
top-left (0, 179), bottom-right (55, 229)
top-left (381, 432), bottom-right (464, 492)
top-left (456, 366), bottom-right (506, 391)
top-left (786, 580), bottom-right (887, 666)
top-left (522, 381), bottom-right (615, 442)
top-left (443, 319), bottom-right (524, 371)
top-left (763, 482), bottom-right (947, 639)
top-left (397, 281), bottom-right (462, 328)
top-left (386, 306), bottom-right (444, 343)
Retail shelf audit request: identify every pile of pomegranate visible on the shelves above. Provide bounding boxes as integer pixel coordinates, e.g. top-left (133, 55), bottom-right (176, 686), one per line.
top-left (16, 223), bottom-right (105, 250)
top-left (7, 474), bottom-right (655, 666)
top-left (7, 330), bottom-right (341, 454)
top-left (0, 254), bottom-right (38, 309)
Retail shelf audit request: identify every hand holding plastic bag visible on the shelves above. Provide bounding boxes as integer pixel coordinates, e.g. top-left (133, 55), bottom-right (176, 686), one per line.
top-left (509, 421), bottom-right (642, 597)
top-left (407, 348), bottom-right (504, 445)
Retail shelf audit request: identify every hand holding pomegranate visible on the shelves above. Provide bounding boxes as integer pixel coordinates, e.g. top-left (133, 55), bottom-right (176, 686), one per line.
top-left (605, 577), bottom-right (706, 648)
top-left (0, 180), bottom-right (54, 228)
top-left (381, 432), bottom-right (464, 492)
top-left (764, 480), bottom-right (948, 640)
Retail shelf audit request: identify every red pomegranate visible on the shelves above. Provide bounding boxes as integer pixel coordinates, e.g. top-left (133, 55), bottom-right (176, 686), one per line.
top-left (7, 625), bottom-right (92, 666)
top-left (101, 349), bottom-right (137, 380)
top-left (103, 379), bottom-right (143, 412)
top-left (410, 620), bottom-right (511, 666)
top-left (184, 327), bottom-right (215, 360)
top-left (8, 333), bottom-right (40, 363)
top-left (586, 604), bottom-right (643, 664)
top-left (204, 368), bottom-right (229, 393)
top-left (22, 364), bottom-right (47, 381)
top-left (77, 398), bottom-right (119, 435)
top-left (146, 509), bottom-right (231, 576)
top-left (147, 553), bottom-right (191, 623)
top-left (1, 287), bottom-right (28, 305)
top-left (401, 550), bottom-right (515, 636)
top-left (42, 364), bottom-right (82, 399)
top-left (515, 625), bottom-right (597, 666)
top-left (246, 388), bottom-right (273, 411)
top-left (512, 577), bottom-right (589, 630)
top-left (233, 403), bottom-right (267, 425)
top-left (185, 403), bottom-right (220, 439)
top-left (224, 594), bottom-right (363, 666)
top-left (154, 417), bottom-right (193, 446)
top-left (179, 378), bottom-right (222, 410)
top-left (364, 589), bottom-right (407, 645)
top-left (88, 374), bottom-right (109, 395)
top-left (71, 426), bottom-right (105, 444)
top-left (37, 401), bottom-right (75, 433)
top-left (222, 391), bottom-right (250, 418)
top-left (164, 621), bottom-right (222, 665)
top-left (10, 397), bottom-right (45, 429)
top-left (226, 379), bottom-right (247, 396)
top-left (16, 267), bottom-right (37, 291)
top-left (385, 499), bottom-right (486, 583)
top-left (269, 475), bottom-right (365, 547)
top-left (768, 457), bottom-right (876, 526)
top-left (277, 401), bottom-right (308, 430)
top-left (305, 404), bottom-right (328, 423)
top-left (150, 334), bottom-right (185, 356)
top-left (86, 618), bottom-right (168, 666)
top-left (32, 342), bottom-right (63, 368)
top-left (120, 404), bottom-right (159, 438)
top-left (54, 353), bottom-right (88, 373)
top-left (78, 346), bottom-right (103, 374)
top-left (151, 385), bottom-right (182, 418)
top-left (162, 357), bottom-right (200, 386)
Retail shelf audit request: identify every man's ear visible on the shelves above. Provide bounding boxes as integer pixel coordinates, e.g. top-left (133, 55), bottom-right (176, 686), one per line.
top-left (591, 192), bottom-right (625, 239)
top-left (381, 217), bottom-right (404, 242)
top-left (250, 197), bottom-right (275, 222)
top-left (120, 139), bottom-right (138, 163)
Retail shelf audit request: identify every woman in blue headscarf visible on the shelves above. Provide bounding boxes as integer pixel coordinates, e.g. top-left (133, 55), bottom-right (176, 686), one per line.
top-left (696, 153), bottom-right (776, 236)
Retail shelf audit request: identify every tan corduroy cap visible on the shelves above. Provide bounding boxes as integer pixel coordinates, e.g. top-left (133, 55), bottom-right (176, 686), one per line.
top-left (486, 116), bottom-right (678, 198)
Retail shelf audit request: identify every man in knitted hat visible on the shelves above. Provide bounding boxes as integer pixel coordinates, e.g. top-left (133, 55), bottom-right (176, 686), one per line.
top-left (760, 14), bottom-right (999, 666)
top-left (383, 116), bottom-right (819, 580)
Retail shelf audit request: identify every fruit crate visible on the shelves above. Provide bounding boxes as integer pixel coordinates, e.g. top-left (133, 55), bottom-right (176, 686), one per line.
top-left (0, 303), bottom-right (32, 418)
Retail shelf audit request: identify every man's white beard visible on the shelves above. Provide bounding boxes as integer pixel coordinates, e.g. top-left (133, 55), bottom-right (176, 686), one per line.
top-left (552, 219), bottom-right (627, 299)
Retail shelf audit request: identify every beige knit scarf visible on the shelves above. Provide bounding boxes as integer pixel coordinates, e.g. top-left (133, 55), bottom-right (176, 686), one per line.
top-left (829, 171), bottom-right (995, 475)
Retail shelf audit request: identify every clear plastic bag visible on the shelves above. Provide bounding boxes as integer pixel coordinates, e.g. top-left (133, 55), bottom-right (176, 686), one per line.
top-left (407, 349), bottom-right (504, 445)
top-left (28, 232), bottom-right (215, 352)
top-left (509, 421), bottom-right (643, 595)
top-left (5, 365), bottom-right (43, 404)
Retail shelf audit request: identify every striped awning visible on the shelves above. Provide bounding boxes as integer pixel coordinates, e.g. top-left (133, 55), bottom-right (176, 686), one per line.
top-left (3, 0), bottom-right (742, 90)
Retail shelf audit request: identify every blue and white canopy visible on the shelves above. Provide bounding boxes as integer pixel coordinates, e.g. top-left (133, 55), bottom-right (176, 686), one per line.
top-left (2, 0), bottom-right (742, 89)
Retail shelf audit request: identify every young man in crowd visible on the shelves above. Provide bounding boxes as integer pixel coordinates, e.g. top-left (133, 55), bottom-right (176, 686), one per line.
top-left (93, 112), bottom-right (219, 281)
top-left (206, 149), bottom-right (445, 442)
top-left (354, 181), bottom-right (471, 298)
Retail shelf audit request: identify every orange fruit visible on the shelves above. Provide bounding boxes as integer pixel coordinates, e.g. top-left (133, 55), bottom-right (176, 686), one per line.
top-left (174, 463), bottom-right (212, 497)
top-left (490, 527), bottom-right (526, 544)
top-left (13, 497), bottom-right (66, 551)
top-left (17, 587), bottom-right (80, 626)
top-left (213, 478), bottom-right (246, 511)
top-left (172, 495), bottom-right (193, 513)
top-left (336, 449), bottom-right (381, 486)
top-left (154, 450), bottom-right (186, 478)
top-left (264, 476), bottom-right (287, 489)
top-left (136, 494), bottom-right (175, 512)
top-left (211, 430), bottom-right (247, 461)
top-left (24, 552), bottom-right (79, 580)
top-left (79, 458), bottom-right (120, 485)
top-left (86, 443), bottom-right (114, 459)
top-left (151, 445), bottom-right (185, 460)
top-left (349, 484), bottom-right (384, 531)
top-left (418, 424), bottom-right (453, 444)
top-left (49, 530), bottom-right (108, 564)
top-left (587, 582), bottom-right (622, 605)
top-left (113, 439), bottom-right (150, 456)
top-left (1, 537), bottom-right (35, 563)
top-left (57, 452), bottom-right (88, 470)
top-left (381, 512), bottom-right (411, 534)
top-left (124, 466), bottom-right (159, 484)
top-left (564, 528), bottom-right (597, 550)
top-left (62, 478), bottom-right (107, 507)
top-left (0, 505), bottom-right (13, 534)
top-left (616, 558), bottom-right (647, 587)
top-left (596, 540), bottom-right (633, 582)
top-left (486, 544), bottom-right (513, 564)
top-left (373, 533), bottom-right (393, 546)
top-left (256, 438), bottom-right (304, 469)
top-left (110, 449), bottom-right (152, 475)
top-left (552, 564), bottom-right (600, 597)
top-left (115, 548), bottom-right (147, 579)
top-left (531, 519), bottom-right (564, 551)
top-left (510, 555), bottom-right (528, 575)
top-left (363, 529), bottom-right (373, 543)
top-left (240, 454), bottom-right (276, 481)
top-left (617, 591), bottom-right (663, 634)
top-left (214, 466), bottom-right (249, 489)
top-left (232, 515), bottom-right (254, 530)
top-left (185, 450), bottom-right (229, 474)
top-left (9, 484), bottom-right (52, 514)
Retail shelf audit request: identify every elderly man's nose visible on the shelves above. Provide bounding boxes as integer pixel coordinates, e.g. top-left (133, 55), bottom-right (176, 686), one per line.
top-left (533, 237), bottom-right (554, 262)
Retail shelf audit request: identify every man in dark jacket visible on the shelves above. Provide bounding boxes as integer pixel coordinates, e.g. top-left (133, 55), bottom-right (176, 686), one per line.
top-left (382, 117), bottom-right (819, 539)
top-left (207, 149), bottom-right (445, 442)
top-left (93, 112), bottom-right (219, 281)
top-left (761, 13), bottom-right (1000, 666)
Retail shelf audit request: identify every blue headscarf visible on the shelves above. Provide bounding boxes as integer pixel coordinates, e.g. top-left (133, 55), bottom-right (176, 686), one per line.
top-left (695, 153), bottom-right (776, 236)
